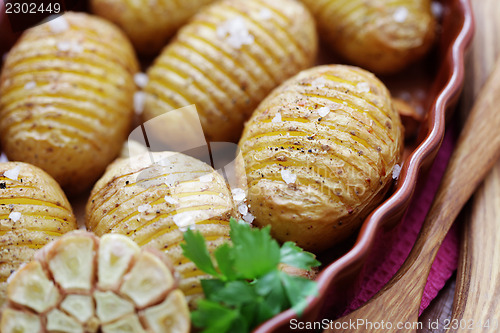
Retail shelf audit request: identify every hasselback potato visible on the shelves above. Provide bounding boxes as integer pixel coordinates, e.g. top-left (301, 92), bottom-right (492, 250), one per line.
top-left (0, 12), bottom-right (139, 195)
top-left (300, 0), bottom-right (436, 74)
top-left (86, 152), bottom-right (236, 307)
top-left (0, 162), bottom-right (77, 306)
top-left (90, 0), bottom-right (216, 54)
top-left (237, 65), bottom-right (404, 252)
top-left (143, 0), bottom-right (317, 143)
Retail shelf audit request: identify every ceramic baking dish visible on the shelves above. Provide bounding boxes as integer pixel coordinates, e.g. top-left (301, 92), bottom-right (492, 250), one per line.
top-left (255, 0), bottom-right (474, 331)
top-left (0, 0), bottom-right (474, 331)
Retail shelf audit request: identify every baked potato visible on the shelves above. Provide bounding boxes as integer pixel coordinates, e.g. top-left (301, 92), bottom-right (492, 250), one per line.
top-left (86, 151), bottom-right (236, 307)
top-left (236, 65), bottom-right (404, 252)
top-left (0, 12), bottom-right (139, 195)
top-left (90, 0), bottom-right (216, 54)
top-left (143, 0), bottom-right (318, 143)
top-left (0, 162), bottom-right (77, 306)
top-left (300, 0), bottom-right (436, 74)
top-left (0, 231), bottom-right (190, 333)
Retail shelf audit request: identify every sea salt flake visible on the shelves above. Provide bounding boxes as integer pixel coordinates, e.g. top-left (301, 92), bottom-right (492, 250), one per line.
top-left (59, 42), bottom-right (84, 53)
top-left (57, 41), bottom-right (71, 51)
top-left (217, 17), bottom-right (254, 49)
top-left (312, 77), bottom-right (328, 89)
top-left (4, 166), bottom-right (21, 181)
top-left (134, 73), bottom-right (149, 88)
top-left (238, 204), bottom-right (248, 215)
top-left (317, 107), bottom-right (330, 117)
top-left (231, 188), bottom-right (246, 202)
top-left (48, 16), bottom-right (69, 33)
top-left (9, 212), bottom-right (21, 222)
top-left (24, 81), bottom-right (36, 90)
top-left (431, 2), bottom-right (444, 18)
top-left (259, 8), bottom-right (272, 20)
top-left (138, 204), bottom-right (151, 213)
top-left (392, 164), bottom-right (402, 179)
top-left (242, 213), bottom-right (255, 223)
top-left (173, 212), bottom-right (195, 231)
top-left (164, 196), bottom-right (178, 205)
top-left (272, 113), bottom-right (282, 123)
top-left (393, 7), bottom-right (409, 23)
top-left (134, 91), bottom-right (146, 114)
top-left (281, 169), bottom-right (296, 184)
top-left (71, 43), bottom-right (84, 53)
top-left (199, 174), bottom-right (214, 182)
top-left (357, 82), bottom-right (370, 93)
top-left (57, 41), bottom-right (84, 53)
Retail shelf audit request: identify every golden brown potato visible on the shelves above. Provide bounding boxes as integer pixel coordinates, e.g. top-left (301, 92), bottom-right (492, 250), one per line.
top-left (0, 12), bottom-right (139, 195)
top-left (301, 0), bottom-right (436, 74)
top-left (0, 231), bottom-right (190, 333)
top-left (236, 65), bottom-right (404, 252)
top-left (90, 0), bottom-right (216, 54)
top-left (0, 162), bottom-right (77, 306)
top-left (143, 0), bottom-right (318, 143)
top-left (86, 152), bottom-right (236, 307)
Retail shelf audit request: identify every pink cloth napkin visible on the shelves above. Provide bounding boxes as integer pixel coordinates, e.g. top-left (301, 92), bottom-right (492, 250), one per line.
top-left (343, 125), bottom-right (459, 316)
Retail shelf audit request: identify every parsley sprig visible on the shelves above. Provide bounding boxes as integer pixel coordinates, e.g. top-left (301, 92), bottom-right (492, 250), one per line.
top-left (181, 218), bottom-right (320, 333)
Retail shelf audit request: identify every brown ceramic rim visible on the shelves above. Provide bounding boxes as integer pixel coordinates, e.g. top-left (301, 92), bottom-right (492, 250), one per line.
top-left (255, 0), bottom-right (475, 331)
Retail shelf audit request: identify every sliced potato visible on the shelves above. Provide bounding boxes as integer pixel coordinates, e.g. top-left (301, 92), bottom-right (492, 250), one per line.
top-left (0, 231), bottom-right (190, 333)
top-left (143, 0), bottom-right (318, 143)
top-left (237, 65), bottom-right (404, 252)
top-left (301, 0), bottom-right (436, 74)
top-left (86, 152), bottom-right (236, 307)
top-left (0, 162), bottom-right (77, 306)
top-left (90, 0), bottom-right (216, 54)
top-left (0, 12), bottom-right (139, 195)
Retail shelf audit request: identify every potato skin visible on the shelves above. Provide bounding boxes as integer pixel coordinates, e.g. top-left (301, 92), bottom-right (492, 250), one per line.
top-left (0, 12), bottom-right (139, 195)
top-left (0, 162), bottom-right (77, 306)
top-left (90, 0), bottom-right (216, 54)
top-left (237, 65), bottom-right (403, 252)
top-left (86, 152), bottom-right (236, 307)
top-left (301, 0), bottom-right (436, 74)
top-left (143, 0), bottom-right (318, 143)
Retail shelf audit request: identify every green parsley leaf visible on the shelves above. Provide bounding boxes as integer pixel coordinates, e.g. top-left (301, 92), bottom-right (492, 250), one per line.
top-left (213, 243), bottom-right (238, 281)
top-left (254, 270), bottom-right (289, 317)
top-left (183, 218), bottom-right (321, 333)
top-left (229, 219), bottom-right (281, 279)
top-left (280, 272), bottom-right (319, 315)
top-left (181, 228), bottom-right (219, 278)
top-left (208, 280), bottom-right (258, 307)
top-left (200, 279), bottom-right (225, 300)
top-left (191, 299), bottom-right (242, 333)
top-left (280, 241), bottom-right (321, 270)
